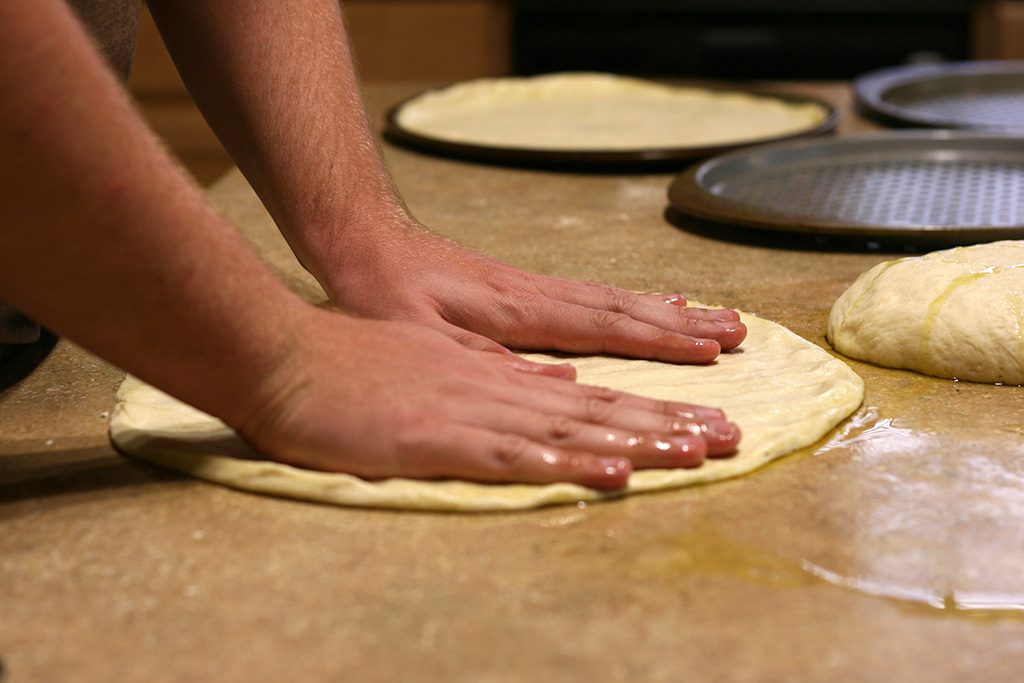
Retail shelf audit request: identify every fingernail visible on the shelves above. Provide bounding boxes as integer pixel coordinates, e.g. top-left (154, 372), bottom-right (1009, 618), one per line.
top-left (666, 435), bottom-right (706, 467)
top-left (691, 338), bottom-right (720, 351)
top-left (668, 436), bottom-right (701, 452)
top-left (599, 457), bottom-right (631, 476)
top-left (704, 420), bottom-right (738, 440)
top-left (668, 420), bottom-right (703, 436)
top-left (674, 407), bottom-right (725, 421)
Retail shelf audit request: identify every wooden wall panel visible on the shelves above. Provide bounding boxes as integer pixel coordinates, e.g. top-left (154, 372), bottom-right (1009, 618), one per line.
top-left (127, 2), bottom-right (511, 183)
top-left (346, 0), bottom-right (512, 81)
top-left (973, 0), bottom-right (1024, 59)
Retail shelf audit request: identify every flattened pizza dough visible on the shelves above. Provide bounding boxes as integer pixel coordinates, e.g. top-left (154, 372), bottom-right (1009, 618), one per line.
top-left (110, 307), bottom-right (863, 511)
top-left (395, 72), bottom-right (828, 151)
top-left (828, 241), bottom-right (1024, 384)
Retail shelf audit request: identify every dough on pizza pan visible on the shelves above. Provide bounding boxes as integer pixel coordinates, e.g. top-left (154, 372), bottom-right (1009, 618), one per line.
top-left (395, 72), bottom-right (828, 151)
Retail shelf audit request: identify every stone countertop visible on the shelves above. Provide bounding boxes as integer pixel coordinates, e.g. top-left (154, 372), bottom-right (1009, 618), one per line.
top-left (2, 82), bottom-right (1023, 682)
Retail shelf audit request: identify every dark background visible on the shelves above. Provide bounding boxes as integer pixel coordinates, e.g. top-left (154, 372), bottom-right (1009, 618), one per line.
top-left (513, 0), bottom-right (974, 79)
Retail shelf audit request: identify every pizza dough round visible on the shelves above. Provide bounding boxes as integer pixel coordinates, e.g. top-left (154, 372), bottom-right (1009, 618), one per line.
top-left (827, 240), bottom-right (1024, 384)
top-left (110, 308), bottom-right (863, 511)
top-left (394, 72), bottom-right (828, 151)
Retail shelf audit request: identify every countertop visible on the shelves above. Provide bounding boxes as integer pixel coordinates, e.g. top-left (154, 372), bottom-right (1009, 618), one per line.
top-left (2, 82), bottom-right (1023, 682)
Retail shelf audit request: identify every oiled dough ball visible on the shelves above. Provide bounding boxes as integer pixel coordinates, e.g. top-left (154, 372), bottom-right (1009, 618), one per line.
top-left (827, 241), bottom-right (1024, 384)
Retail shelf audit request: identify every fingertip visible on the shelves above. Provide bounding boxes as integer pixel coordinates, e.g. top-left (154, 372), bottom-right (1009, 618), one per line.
top-left (719, 321), bottom-right (748, 350)
top-left (705, 421), bottom-right (742, 458)
top-left (667, 435), bottom-right (707, 468)
top-left (676, 407), bottom-right (725, 421)
top-left (583, 457), bottom-right (632, 490)
top-left (683, 337), bottom-right (721, 364)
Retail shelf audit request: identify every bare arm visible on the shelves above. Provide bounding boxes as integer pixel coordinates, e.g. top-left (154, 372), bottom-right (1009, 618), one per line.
top-left (0, 0), bottom-right (302, 427)
top-left (0, 0), bottom-right (739, 488)
top-left (146, 0), bottom-right (396, 275)
top-left (146, 0), bottom-right (747, 362)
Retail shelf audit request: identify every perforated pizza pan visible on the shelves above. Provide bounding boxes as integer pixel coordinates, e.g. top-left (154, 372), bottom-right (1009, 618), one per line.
top-left (854, 61), bottom-right (1024, 132)
top-left (668, 131), bottom-right (1024, 243)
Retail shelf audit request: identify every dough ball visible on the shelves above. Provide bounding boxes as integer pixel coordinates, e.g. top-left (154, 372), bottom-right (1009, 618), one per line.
top-left (827, 241), bottom-right (1024, 384)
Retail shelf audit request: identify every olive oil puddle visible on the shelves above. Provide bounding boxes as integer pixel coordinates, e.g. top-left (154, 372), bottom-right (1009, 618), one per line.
top-left (628, 529), bottom-right (1024, 621)
top-left (596, 408), bottom-right (1024, 621)
top-left (815, 406), bottom-right (922, 454)
top-left (543, 402), bottom-right (1024, 620)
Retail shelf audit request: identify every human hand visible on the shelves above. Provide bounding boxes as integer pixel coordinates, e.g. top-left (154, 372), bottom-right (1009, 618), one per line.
top-left (320, 223), bottom-right (747, 365)
top-left (239, 308), bottom-right (740, 488)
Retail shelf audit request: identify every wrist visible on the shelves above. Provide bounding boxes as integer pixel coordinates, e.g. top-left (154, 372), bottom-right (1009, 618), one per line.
top-left (222, 298), bottom-right (328, 432)
top-left (299, 207), bottom-right (425, 305)
top-left (231, 303), bottom-right (354, 454)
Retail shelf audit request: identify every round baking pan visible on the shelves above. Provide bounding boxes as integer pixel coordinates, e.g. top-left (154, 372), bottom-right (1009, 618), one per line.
top-left (384, 85), bottom-right (839, 171)
top-left (854, 61), bottom-right (1024, 132)
top-left (668, 131), bottom-right (1024, 244)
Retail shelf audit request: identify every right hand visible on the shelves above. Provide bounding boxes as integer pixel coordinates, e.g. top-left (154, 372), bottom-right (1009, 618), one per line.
top-left (238, 308), bottom-right (741, 489)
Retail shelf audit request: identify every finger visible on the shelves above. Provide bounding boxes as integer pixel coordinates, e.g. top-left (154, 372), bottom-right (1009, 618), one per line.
top-left (501, 375), bottom-right (742, 457)
top-left (511, 367), bottom-right (727, 421)
top-left (396, 423), bottom-right (632, 490)
top-left (540, 279), bottom-right (740, 322)
top-left (506, 299), bottom-right (723, 364)
top-left (624, 298), bottom-right (746, 350)
top-left (557, 286), bottom-right (746, 350)
top-left (459, 404), bottom-right (707, 469)
top-left (598, 294), bottom-right (749, 350)
top-left (637, 293), bottom-right (741, 321)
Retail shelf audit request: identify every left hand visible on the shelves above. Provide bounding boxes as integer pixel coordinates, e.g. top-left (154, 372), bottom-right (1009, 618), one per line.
top-left (321, 222), bottom-right (747, 369)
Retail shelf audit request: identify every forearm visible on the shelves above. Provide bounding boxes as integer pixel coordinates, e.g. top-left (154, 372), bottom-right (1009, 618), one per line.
top-left (143, 0), bottom-right (747, 367)
top-left (146, 0), bottom-right (411, 290)
top-left (0, 0), bottom-right (310, 427)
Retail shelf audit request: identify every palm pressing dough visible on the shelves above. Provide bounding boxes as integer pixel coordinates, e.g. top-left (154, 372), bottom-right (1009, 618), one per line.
top-left (110, 307), bottom-right (863, 511)
top-left (394, 72), bottom-right (828, 151)
top-left (828, 240), bottom-right (1024, 384)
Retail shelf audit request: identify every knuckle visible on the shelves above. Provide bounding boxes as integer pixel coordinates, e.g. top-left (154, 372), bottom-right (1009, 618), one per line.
top-left (590, 309), bottom-right (633, 332)
top-left (608, 292), bottom-right (640, 316)
top-left (545, 415), bottom-right (578, 442)
top-left (584, 393), bottom-right (620, 423)
top-left (492, 434), bottom-right (531, 471)
top-left (588, 385), bottom-right (619, 401)
top-left (495, 292), bottom-right (540, 323)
